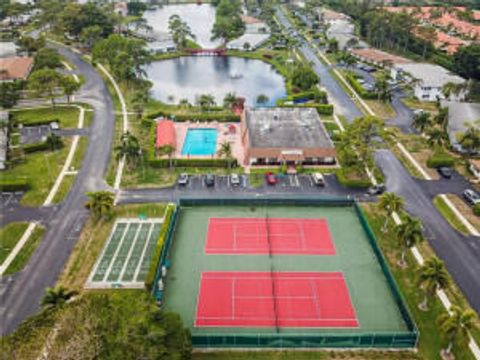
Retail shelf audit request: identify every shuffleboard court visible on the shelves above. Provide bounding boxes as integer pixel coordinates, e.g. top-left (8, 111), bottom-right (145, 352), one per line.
top-left (195, 271), bottom-right (358, 328)
top-left (206, 218), bottom-right (335, 255)
top-left (86, 218), bottom-right (164, 288)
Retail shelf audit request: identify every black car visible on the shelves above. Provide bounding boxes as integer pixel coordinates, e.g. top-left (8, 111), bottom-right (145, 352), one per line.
top-left (437, 167), bottom-right (453, 179)
top-left (204, 174), bottom-right (215, 187)
top-left (367, 184), bottom-right (386, 196)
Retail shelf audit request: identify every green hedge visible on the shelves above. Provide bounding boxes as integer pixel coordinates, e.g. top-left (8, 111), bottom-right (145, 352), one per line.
top-left (336, 169), bottom-right (372, 188)
top-left (145, 204), bottom-right (176, 291)
top-left (18, 118), bottom-right (59, 127)
top-left (426, 152), bottom-right (455, 168)
top-left (22, 141), bottom-right (50, 153)
top-left (474, 204), bottom-right (480, 217)
top-left (278, 103), bottom-right (334, 115)
top-left (146, 111), bottom-right (240, 123)
top-left (345, 73), bottom-right (378, 100)
top-left (148, 157), bottom-right (237, 168)
top-left (0, 179), bottom-right (30, 192)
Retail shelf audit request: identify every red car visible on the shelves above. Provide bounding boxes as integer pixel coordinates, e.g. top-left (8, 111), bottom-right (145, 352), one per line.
top-left (265, 172), bottom-right (277, 185)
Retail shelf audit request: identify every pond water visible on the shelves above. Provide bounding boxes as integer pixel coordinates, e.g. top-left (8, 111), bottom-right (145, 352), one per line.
top-left (145, 56), bottom-right (287, 107)
top-left (143, 3), bottom-right (221, 49)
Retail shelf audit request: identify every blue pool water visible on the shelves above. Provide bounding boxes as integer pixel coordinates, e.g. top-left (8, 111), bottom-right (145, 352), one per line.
top-left (181, 128), bottom-right (218, 156)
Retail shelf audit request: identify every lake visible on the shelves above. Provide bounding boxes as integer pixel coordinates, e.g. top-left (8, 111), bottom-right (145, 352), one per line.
top-left (143, 3), bottom-right (221, 49)
top-left (145, 56), bottom-right (287, 107)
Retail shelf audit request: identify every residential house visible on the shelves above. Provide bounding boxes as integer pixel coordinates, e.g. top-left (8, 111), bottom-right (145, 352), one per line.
top-left (0, 56), bottom-right (34, 82)
top-left (391, 63), bottom-right (465, 101)
top-left (241, 15), bottom-right (269, 34)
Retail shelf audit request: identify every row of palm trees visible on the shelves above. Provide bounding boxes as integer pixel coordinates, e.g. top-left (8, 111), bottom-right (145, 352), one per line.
top-left (377, 192), bottom-right (476, 357)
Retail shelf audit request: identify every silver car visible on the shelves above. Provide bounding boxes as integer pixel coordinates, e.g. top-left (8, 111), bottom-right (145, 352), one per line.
top-left (230, 173), bottom-right (241, 186)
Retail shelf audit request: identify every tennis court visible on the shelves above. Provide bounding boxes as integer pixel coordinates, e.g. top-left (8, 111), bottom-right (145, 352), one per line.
top-left (206, 218), bottom-right (335, 255)
top-left (86, 218), bottom-right (163, 288)
top-left (195, 271), bottom-right (357, 328)
top-left (159, 201), bottom-right (417, 348)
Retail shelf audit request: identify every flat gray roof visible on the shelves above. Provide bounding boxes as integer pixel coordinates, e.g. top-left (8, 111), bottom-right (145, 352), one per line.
top-left (245, 108), bottom-right (334, 149)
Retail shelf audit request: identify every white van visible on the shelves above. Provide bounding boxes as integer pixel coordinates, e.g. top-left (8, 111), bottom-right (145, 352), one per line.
top-left (311, 173), bottom-right (325, 186)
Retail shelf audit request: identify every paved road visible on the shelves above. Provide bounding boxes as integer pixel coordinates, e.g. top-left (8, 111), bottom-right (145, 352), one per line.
top-left (389, 90), bottom-right (416, 134)
top-left (275, 8), bottom-right (363, 122)
top-left (117, 174), bottom-right (373, 204)
top-left (0, 43), bottom-right (115, 335)
top-left (375, 150), bottom-right (480, 313)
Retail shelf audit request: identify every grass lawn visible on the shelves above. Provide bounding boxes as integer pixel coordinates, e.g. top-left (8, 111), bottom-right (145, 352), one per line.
top-left (3, 138), bottom-right (72, 206)
top-left (57, 203), bottom-right (167, 291)
top-left (433, 195), bottom-right (470, 235)
top-left (4, 225), bottom-right (45, 275)
top-left (0, 222), bottom-right (29, 265)
top-left (445, 194), bottom-right (480, 231)
top-left (401, 97), bottom-right (439, 114)
top-left (11, 105), bottom-right (83, 129)
top-left (362, 204), bottom-right (478, 360)
top-left (365, 99), bottom-right (396, 119)
top-left (391, 145), bottom-right (424, 179)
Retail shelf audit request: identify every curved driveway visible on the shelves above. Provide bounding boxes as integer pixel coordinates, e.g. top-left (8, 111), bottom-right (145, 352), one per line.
top-left (0, 44), bottom-right (115, 335)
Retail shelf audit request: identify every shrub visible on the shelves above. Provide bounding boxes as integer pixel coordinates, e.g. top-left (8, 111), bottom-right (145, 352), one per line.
top-left (345, 73), bottom-right (378, 100)
top-left (0, 179), bottom-right (30, 191)
top-left (336, 169), bottom-right (371, 188)
top-left (18, 118), bottom-right (60, 127)
top-left (473, 203), bottom-right (480, 217)
top-left (22, 141), bottom-right (50, 153)
top-left (148, 157), bottom-right (236, 168)
top-left (146, 111), bottom-right (240, 122)
top-left (145, 204), bottom-right (176, 292)
top-left (426, 151), bottom-right (455, 168)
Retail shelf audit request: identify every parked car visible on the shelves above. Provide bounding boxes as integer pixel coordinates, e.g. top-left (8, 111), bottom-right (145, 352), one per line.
top-left (437, 167), bottom-right (453, 179)
top-left (177, 173), bottom-right (189, 186)
top-left (265, 172), bottom-right (277, 185)
top-left (205, 174), bottom-right (215, 187)
top-left (463, 189), bottom-right (480, 206)
top-left (367, 184), bottom-right (386, 195)
top-left (230, 173), bottom-right (241, 186)
top-left (311, 172), bottom-right (325, 186)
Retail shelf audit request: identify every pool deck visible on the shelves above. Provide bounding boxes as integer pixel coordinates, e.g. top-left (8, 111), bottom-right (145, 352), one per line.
top-left (174, 122), bottom-right (245, 163)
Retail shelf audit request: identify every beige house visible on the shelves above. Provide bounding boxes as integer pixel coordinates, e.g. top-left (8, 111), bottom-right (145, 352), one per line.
top-left (240, 108), bottom-right (336, 166)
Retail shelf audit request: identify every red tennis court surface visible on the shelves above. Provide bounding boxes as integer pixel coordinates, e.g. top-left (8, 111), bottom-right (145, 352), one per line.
top-left (195, 271), bottom-right (358, 328)
top-left (206, 218), bottom-right (335, 255)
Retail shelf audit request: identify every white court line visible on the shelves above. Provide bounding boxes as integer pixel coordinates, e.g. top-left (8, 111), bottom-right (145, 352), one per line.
top-left (197, 315), bottom-right (357, 321)
top-left (310, 279), bottom-right (321, 319)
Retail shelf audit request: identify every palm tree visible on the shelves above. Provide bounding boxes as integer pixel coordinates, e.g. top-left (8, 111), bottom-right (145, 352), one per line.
top-left (395, 216), bottom-right (423, 267)
top-left (168, 14), bottom-right (196, 48)
top-left (256, 94), bottom-right (269, 105)
top-left (459, 122), bottom-right (480, 155)
top-left (46, 133), bottom-right (63, 151)
top-left (412, 112), bottom-right (431, 134)
top-left (178, 98), bottom-right (191, 109)
top-left (223, 92), bottom-right (237, 109)
top-left (378, 192), bottom-right (404, 232)
top-left (434, 107), bottom-right (449, 132)
top-left (417, 257), bottom-right (450, 311)
top-left (158, 144), bottom-right (176, 170)
top-left (439, 306), bottom-right (476, 356)
top-left (85, 191), bottom-right (115, 219)
top-left (442, 82), bottom-right (462, 101)
top-left (427, 128), bottom-right (448, 149)
top-left (374, 76), bottom-right (392, 103)
top-left (196, 94), bottom-right (216, 110)
top-left (217, 141), bottom-right (233, 168)
top-left (41, 286), bottom-right (77, 308)
top-left (132, 89), bottom-right (149, 119)
top-left (115, 131), bottom-right (141, 169)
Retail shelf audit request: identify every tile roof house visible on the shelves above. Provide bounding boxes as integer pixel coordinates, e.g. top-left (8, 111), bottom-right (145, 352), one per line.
top-left (241, 15), bottom-right (269, 34)
top-left (0, 56), bottom-right (34, 82)
top-left (350, 48), bottom-right (411, 67)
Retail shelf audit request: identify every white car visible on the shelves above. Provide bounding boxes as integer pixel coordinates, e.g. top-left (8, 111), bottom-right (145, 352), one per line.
top-left (230, 173), bottom-right (241, 186)
top-left (311, 173), bottom-right (325, 186)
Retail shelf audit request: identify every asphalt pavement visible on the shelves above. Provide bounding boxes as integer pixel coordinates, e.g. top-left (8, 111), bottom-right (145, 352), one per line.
top-left (375, 149), bottom-right (480, 313)
top-left (0, 43), bottom-right (115, 335)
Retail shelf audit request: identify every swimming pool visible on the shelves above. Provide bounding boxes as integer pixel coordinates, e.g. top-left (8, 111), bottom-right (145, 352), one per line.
top-left (181, 128), bottom-right (218, 156)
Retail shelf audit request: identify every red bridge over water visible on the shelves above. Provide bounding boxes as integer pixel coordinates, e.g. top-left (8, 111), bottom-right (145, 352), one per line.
top-left (186, 48), bottom-right (227, 56)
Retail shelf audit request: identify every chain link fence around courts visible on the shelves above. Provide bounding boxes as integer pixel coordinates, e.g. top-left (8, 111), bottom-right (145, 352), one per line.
top-left (151, 196), bottom-right (418, 349)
